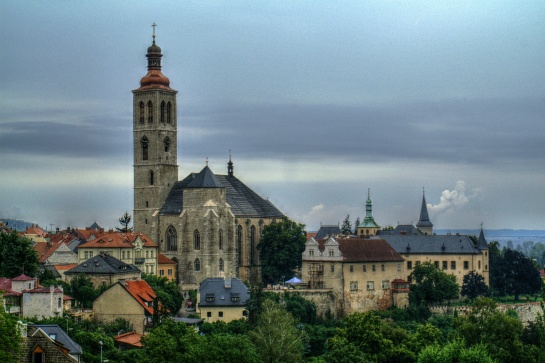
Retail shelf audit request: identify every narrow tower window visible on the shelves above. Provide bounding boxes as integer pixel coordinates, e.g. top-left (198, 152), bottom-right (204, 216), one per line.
top-left (149, 170), bottom-right (154, 185)
top-left (139, 101), bottom-right (145, 124)
top-left (194, 258), bottom-right (200, 272)
top-left (160, 101), bottom-right (166, 122)
top-left (167, 102), bottom-right (172, 123)
top-left (147, 101), bottom-right (153, 123)
top-left (250, 225), bottom-right (256, 265)
top-left (166, 226), bottom-right (177, 252)
top-left (194, 230), bottom-right (200, 250)
top-left (219, 229), bottom-right (223, 250)
top-left (237, 225), bottom-right (243, 265)
top-left (140, 136), bottom-right (149, 161)
top-left (164, 137), bottom-right (171, 152)
top-left (219, 258), bottom-right (224, 272)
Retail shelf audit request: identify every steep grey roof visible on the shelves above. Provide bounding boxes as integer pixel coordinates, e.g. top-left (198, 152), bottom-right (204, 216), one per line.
top-left (315, 225), bottom-right (341, 239)
top-left (477, 229), bottom-right (488, 250)
top-left (199, 278), bottom-right (250, 307)
top-left (160, 172), bottom-right (284, 218)
top-left (377, 225), bottom-right (421, 236)
top-left (416, 194), bottom-right (433, 228)
top-left (186, 166), bottom-right (224, 188)
top-left (31, 324), bottom-right (83, 356)
top-left (65, 253), bottom-right (140, 275)
top-left (378, 234), bottom-right (482, 255)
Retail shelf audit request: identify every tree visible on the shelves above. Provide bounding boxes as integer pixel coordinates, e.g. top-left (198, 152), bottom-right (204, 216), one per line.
top-left (69, 274), bottom-right (100, 308)
top-left (258, 217), bottom-right (306, 284)
top-left (142, 273), bottom-right (184, 315)
top-left (490, 247), bottom-right (541, 300)
top-left (341, 215), bottom-right (352, 235)
top-left (0, 231), bottom-right (39, 278)
top-left (417, 339), bottom-right (495, 363)
top-left (409, 262), bottom-right (459, 305)
top-left (116, 211), bottom-right (133, 232)
top-left (0, 307), bottom-right (22, 363)
top-left (353, 217), bottom-right (360, 234)
top-left (461, 271), bottom-right (488, 300)
top-left (248, 299), bottom-right (304, 363)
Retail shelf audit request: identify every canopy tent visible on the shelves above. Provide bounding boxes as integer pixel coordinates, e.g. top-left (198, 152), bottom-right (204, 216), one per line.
top-left (285, 277), bottom-right (302, 284)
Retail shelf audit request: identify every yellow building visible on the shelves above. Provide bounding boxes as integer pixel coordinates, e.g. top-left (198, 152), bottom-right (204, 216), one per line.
top-left (197, 278), bottom-right (249, 323)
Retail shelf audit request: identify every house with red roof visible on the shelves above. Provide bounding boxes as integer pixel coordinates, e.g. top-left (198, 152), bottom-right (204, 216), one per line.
top-left (157, 253), bottom-right (176, 282)
top-left (93, 280), bottom-right (160, 334)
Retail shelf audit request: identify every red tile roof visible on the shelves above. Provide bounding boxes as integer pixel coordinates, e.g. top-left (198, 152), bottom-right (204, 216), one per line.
top-left (122, 280), bottom-right (157, 315)
top-left (23, 225), bottom-right (47, 237)
top-left (157, 253), bottom-right (176, 265)
top-left (55, 264), bottom-right (78, 271)
top-left (78, 231), bottom-right (158, 249)
top-left (317, 238), bottom-right (404, 263)
top-left (12, 274), bottom-right (35, 281)
top-left (115, 331), bottom-right (142, 348)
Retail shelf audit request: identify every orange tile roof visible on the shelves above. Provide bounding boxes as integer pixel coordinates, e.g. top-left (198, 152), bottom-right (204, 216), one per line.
top-left (122, 280), bottom-right (157, 315)
top-left (157, 253), bottom-right (176, 265)
top-left (24, 225), bottom-right (47, 236)
top-left (78, 231), bottom-right (158, 249)
top-left (115, 331), bottom-right (142, 348)
top-left (55, 264), bottom-right (78, 271)
top-left (75, 229), bottom-right (103, 241)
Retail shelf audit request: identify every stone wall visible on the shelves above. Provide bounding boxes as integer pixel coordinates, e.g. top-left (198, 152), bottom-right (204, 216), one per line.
top-left (430, 302), bottom-right (543, 325)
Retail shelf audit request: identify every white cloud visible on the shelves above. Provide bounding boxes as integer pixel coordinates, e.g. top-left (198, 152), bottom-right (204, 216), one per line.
top-left (428, 180), bottom-right (480, 214)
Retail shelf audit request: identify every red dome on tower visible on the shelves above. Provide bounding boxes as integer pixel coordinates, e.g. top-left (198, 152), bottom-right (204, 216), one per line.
top-left (138, 30), bottom-right (172, 90)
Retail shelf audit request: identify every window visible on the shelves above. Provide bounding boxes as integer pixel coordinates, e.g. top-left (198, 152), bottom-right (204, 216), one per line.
top-left (194, 230), bottom-right (200, 250)
top-left (329, 250), bottom-right (334, 257)
top-left (167, 102), bottom-right (172, 123)
top-left (397, 264), bottom-right (401, 272)
top-left (164, 137), bottom-right (171, 152)
top-left (151, 250), bottom-right (154, 258)
top-left (350, 281), bottom-right (358, 291)
top-left (166, 226), bottom-right (177, 252)
top-left (219, 311), bottom-right (224, 318)
top-left (140, 136), bottom-right (149, 161)
top-left (127, 251), bottom-right (130, 258)
top-left (407, 261), bottom-right (412, 270)
top-left (309, 249), bottom-right (314, 256)
top-left (366, 281), bottom-right (375, 291)
top-left (330, 264), bottom-right (335, 273)
top-left (372, 264), bottom-right (376, 272)
top-left (160, 101), bottom-right (166, 122)
top-left (237, 225), bottom-right (243, 265)
top-left (363, 265), bottom-right (367, 272)
top-left (146, 250), bottom-right (149, 258)
top-left (168, 269), bottom-right (173, 276)
top-left (415, 261), bottom-right (421, 266)
top-left (219, 229), bottom-right (223, 250)
top-left (194, 258), bottom-right (201, 272)
top-left (464, 261), bottom-right (469, 269)
top-left (349, 265), bottom-right (354, 273)
top-left (90, 252), bottom-right (93, 258)
top-left (149, 170), bottom-right (154, 185)
top-left (58, 297), bottom-right (62, 308)
top-left (147, 101), bottom-right (153, 123)
top-left (381, 264), bottom-right (385, 272)
top-left (139, 101), bottom-right (145, 123)
top-left (434, 261), bottom-right (439, 268)
top-left (219, 258), bottom-right (224, 272)
top-left (145, 201), bottom-right (149, 208)
top-left (207, 312), bottom-right (212, 318)
top-left (122, 251), bottom-right (125, 259)
top-left (84, 251), bottom-right (89, 259)
top-left (478, 260), bottom-right (481, 269)
top-left (442, 261), bottom-right (448, 270)
top-left (382, 280), bottom-right (390, 289)
top-left (231, 295), bottom-right (240, 302)
top-left (451, 261), bottom-right (456, 270)
top-left (250, 226), bottom-right (256, 265)
top-left (159, 269), bottom-right (164, 276)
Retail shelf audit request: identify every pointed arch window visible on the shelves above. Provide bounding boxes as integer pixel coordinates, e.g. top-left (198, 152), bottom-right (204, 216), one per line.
top-left (237, 225), bottom-right (243, 265)
top-left (219, 258), bottom-right (224, 272)
top-left (194, 230), bottom-right (200, 250)
top-left (167, 102), bottom-right (172, 123)
top-left (160, 101), bottom-right (166, 123)
top-left (194, 258), bottom-right (200, 272)
top-left (147, 101), bottom-right (153, 123)
top-left (139, 101), bottom-right (145, 124)
top-left (250, 225), bottom-right (256, 265)
top-left (164, 137), bottom-right (171, 152)
top-left (140, 136), bottom-right (149, 161)
top-left (149, 170), bottom-right (154, 185)
top-left (219, 229), bottom-right (223, 250)
top-left (166, 226), bottom-right (177, 252)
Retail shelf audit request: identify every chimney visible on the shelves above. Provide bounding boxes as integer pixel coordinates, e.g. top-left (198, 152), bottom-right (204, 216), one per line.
top-left (224, 278), bottom-right (232, 289)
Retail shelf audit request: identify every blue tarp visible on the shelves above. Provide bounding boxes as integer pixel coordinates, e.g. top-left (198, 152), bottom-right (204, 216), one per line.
top-left (285, 277), bottom-right (302, 284)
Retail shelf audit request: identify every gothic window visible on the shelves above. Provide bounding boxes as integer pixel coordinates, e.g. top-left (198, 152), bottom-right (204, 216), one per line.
top-left (194, 230), bottom-right (200, 250)
top-left (160, 101), bottom-right (166, 122)
top-left (250, 225), bottom-right (256, 265)
top-left (219, 229), bottom-right (223, 250)
top-left (166, 226), bottom-right (177, 252)
top-left (164, 137), bottom-right (171, 152)
top-left (140, 136), bottom-right (149, 161)
top-left (149, 170), bottom-right (154, 185)
top-left (139, 101), bottom-right (145, 124)
top-left (167, 102), bottom-right (172, 123)
top-left (194, 258), bottom-right (200, 272)
top-left (237, 225), bottom-right (243, 265)
top-left (219, 258), bottom-right (224, 272)
top-left (147, 101), bottom-right (153, 123)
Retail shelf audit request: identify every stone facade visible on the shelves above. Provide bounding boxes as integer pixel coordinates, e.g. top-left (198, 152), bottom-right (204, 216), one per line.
top-left (19, 326), bottom-right (78, 363)
top-left (22, 286), bottom-right (64, 319)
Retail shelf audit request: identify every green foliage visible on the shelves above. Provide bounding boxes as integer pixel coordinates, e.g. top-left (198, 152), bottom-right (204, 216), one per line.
top-left (341, 215), bottom-right (352, 235)
top-left (353, 217), bottom-right (360, 234)
top-left (187, 333), bottom-right (261, 363)
top-left (116, 211), bottom-right (133, 232)
top-left (411, 323), bottom-right (443, 354)
top-left (37, 268), bottom-right (59, 287)
top-left (258, 217), bottom-right (307, 284)
top-left (490, 247), bottom-right (541, 300)
top-left (461, 271), bottom-right (489, 300)
top-left (303, 323), bottom-right (336, 358)
top-left (0, 307), bottom-right (23, 363)
top-left (142, 273), bottom-right (184, 315)
top-left (0, 231), bottom-right (39, 278)
top-left (248, 299), bottom-right (305, 363)
top-left (246, 281), bottom-right (265, 327)
top-left (284, 292), bottom-right (317, 324)
top-left (139, 319), bottom-right (196, 363)
top-left (199, 319), bottom-right (250, 336)
top-left (69, 274), bottom-right (101, 308)
top-left (410, 262), bottom-right (459, 305)
top-left (417, 339), bottom-right (495, 363)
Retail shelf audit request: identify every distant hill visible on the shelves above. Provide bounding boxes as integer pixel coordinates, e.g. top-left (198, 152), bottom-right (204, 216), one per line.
top-left (0, 219), bottom-right (35, 231)
top-left (435, 229), bottom-right (545, 237)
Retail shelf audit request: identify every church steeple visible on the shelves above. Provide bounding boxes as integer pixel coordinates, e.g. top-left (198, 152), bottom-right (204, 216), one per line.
top-left (227, 150), bottom-right (234, 177)
top-left (416, 188), bottom-right (433, 235)
top-left (477, 223), bottom-right (488, 250)
top-left (138, 23), bottom-right (171, 90)
top-left (356, 189), bottom-right (381, 237)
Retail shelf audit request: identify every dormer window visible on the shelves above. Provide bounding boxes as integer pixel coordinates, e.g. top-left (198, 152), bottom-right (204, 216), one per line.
top-left (206, 293), bottom-right (215, 302)
top-left (231, 293), bottom-right (240, 302)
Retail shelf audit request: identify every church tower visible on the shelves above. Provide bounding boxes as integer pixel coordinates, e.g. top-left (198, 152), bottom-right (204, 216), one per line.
top-left (356, 189), bottom-right (381, 237)
top-left (416, 189), bottom-right (433, 235)
top-left (133, 25), bottom-right (178, 241)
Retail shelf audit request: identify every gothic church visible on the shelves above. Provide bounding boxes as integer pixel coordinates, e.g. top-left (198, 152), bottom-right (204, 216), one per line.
top-left (132, 32), bottom-right (284, 289)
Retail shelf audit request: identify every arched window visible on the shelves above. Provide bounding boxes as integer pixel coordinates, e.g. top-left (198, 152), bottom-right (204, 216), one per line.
top-left (147, 101), bottom-right (153, 123)
top-left (166, 226), bottom-right (177, 252)
top-left (140, 136), bottom-right (149, 161)
top-left (237, 225), bottom-right (243, 265)
top-left (139, 101), bottom-right (145, 123)
top-left (164, 137), bottom-right (171, 152)
top-left (219, 258), bottom-right (224, 272)
top-left (160, 101), bottom-right (166, 122)
top-left (194, 230), bottom-right (200, 250)
top-left (167, 102), bottom-right (172, 123)
top-left (250, 225), bottom-right (256, 265)
top-left (219, 229), bottom-right (223, 250)
top-left (194, 258), bottom-right (200, 272)
top-left (149, 170), bottom-right (154, 185)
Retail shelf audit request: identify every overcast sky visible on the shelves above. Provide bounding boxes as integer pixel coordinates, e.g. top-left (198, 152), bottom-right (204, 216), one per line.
top-left (1, 1), bottom-right (544, 232)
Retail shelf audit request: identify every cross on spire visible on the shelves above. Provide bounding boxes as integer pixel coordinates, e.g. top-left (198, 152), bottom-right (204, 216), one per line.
top-left (152, 22), bottom-right (157, 43)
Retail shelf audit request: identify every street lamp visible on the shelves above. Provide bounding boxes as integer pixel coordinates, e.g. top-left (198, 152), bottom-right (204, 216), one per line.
top-left (99, 340), bottom-right (103, 363)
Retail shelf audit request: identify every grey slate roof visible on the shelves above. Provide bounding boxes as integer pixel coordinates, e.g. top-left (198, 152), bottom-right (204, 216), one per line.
top-left (378, 234), bottom-right (482, 255)
top-left (160, 170), bottom-right (284, 218)
top-left (198, 278), bottom-right (250, 307)
top-left (377, 225), bottom-right (422, 236)
top-left (65, 252), bottom-right (140, 275)
top-left (477, 229), bottom-right (488, 250)
top-left (416, 195), bottom-right (433, 228)
top-left (315, 225), bottom-right (341, 239)
top-left (31, 324), bottom-right (83, 357)
top-left (186, 166), bottom-right (224, 188)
